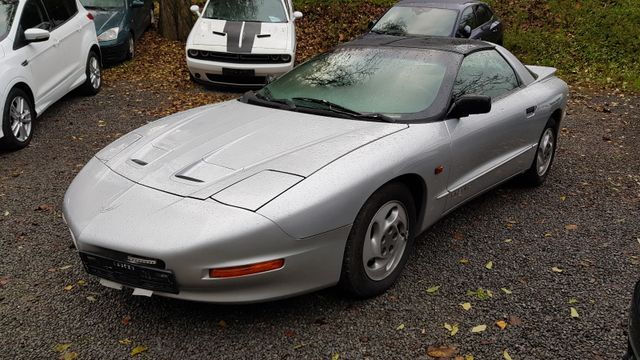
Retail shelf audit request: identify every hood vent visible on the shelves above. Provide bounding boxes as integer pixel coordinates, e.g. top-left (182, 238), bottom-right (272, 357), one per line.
top-left (175, 174), bottom-right (205, 183)
top-left (130, 159), bottom-right (148, 166)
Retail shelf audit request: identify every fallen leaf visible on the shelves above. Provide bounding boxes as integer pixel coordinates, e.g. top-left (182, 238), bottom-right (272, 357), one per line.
top-left (59, 265), bottom-right (72, 270)
top-left (544, 232), bottom-right (553, 237)
top-left (444, 323), bottom-right (459, 336)
top-left (77, 280), bottom-right (86, 286)
top-left (503, 350), bottom-right (513, 360)
top-left (3, 210), bottom-right (9, 216)
top-left (565, 224), bottom-right (578, 230)
top-left (560, 195), bottom-right (567, 201)
top-left (61, 352), bottom-right (78, 360)
top-left (551, 267), bottom-right (564, 273)
top-left (460, 302), bottom-right (472, 311)
top-left (35, 204), bottom-right (54, 212)
top-left (471, 324), bottom-right (487, 333)
top-left (284, 329), bottom-right (295, 337)
top-left (396, 323), bottom-right (405, 331)
top-left (501, 288), bottom-right (512, 295)
top-left (458, 258), bottom-right (470, 264)
top-left (121, 315), bottom-right (132, 326)
top-left (119, 339), bottom-right (132, 345)
top-left (218, 320), bottom-right (227, 328)
top-left (130, 345), bottom-right (148, 357)
top-left (63, 285), bottom-right (73, 291)
top-left (452, 232), bottom-right (465, 241)
top-left (0, 276), bottom-right (9, 287)
top-left (467, 288), bottom-right (492, 300)
top-left (426, 285), bottom-right (441, 295)
top-left (485, 261), bottom-right (494, 270)
top-left (331, 354), bottom-right (340, 360)
top-left (568, 298), bottom-right (578, 304)
top-left (86, 295), bottom-right (97, 302)
top-left (504, 238), bottom-right (513, 243)
top-left (53, 343), bottom-right (72, 353)
top-left (427, 345), bottom-right (458, 358)
top-left (570, 307), bottom-right (580, 318)
top-left (496, 320), bottom-right (508, 330)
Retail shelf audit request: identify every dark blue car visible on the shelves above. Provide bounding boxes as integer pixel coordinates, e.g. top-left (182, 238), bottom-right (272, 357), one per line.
top-left (367, 0), bottom-right (504, 45)
top-left (81, 0), bottom-right (153, 63)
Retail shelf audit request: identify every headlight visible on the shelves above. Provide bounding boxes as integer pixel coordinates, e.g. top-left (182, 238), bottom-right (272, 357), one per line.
top-left (97, 27), bottom-right (119, 42)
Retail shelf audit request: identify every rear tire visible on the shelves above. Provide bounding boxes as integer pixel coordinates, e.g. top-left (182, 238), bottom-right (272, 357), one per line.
top-left (0, 88), bottom-right (35, 151)
top-left (80, 50), bottom-right (102, 96)
top-left (339, 182), bottom-right (416, 298)
top-left (520, 118), bottom-right (558, 186)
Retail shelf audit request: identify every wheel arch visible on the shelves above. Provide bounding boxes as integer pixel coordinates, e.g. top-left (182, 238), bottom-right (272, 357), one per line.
top-left (10, 82), bottom-right (36, 117)
top-left (90, 44), bottom-right (102, 65)
top-left (384, 174), bottom-right (428, 231)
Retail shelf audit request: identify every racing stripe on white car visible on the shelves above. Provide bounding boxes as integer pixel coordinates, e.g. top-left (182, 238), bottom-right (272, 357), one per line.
top-left (224, 21), bottom-right (262, 53)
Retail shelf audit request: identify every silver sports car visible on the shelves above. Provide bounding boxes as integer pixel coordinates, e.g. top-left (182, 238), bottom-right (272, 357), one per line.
top-left (63, 37), bottom-right (568, 303)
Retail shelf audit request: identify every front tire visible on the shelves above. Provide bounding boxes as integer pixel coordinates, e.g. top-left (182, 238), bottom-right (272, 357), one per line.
top-left (0, 88), bottom-right (35, 151)
top-left (126, 34), bottom-right (135, 60)
top-left (339, 182), bottom-right (417, 298)
top-left (80, 50), bottom-right (102, 96)
top-left (520, 118), bottom-right (558, 186)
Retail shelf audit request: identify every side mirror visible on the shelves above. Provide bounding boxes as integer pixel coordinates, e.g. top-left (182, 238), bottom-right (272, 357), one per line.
top-left (24, 28), bottom-right (50, 43)
top-left (489, 21), bottom-right (500, 31)
top-left (293, 11), bottom-right (303, 20)
top-left (131, 0), bottom-right (144, 8)
top-left (446, 95), bottom-right (491, 119)
top-left (462, 25), bottom-right (472, 37)
top-left (368, 19), bottom-right (377, 29)
top-left (189, 4), bottom-right (200, 16)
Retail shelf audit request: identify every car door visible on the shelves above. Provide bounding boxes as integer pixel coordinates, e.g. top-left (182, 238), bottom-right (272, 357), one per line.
top-left (443, 49), bottom-right (532, 211)
top-left (43, 0), bottom-right (83, 83)
top-left (473, 4), bottom-right (500, 42)
top-left (13, 0), bottom-right (65, 106)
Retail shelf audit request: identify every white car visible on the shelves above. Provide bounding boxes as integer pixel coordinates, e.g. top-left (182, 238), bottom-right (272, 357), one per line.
top-left (185, 0), bottom-right (302, 87)
top-left (0, 0), bottom-right (102, 151)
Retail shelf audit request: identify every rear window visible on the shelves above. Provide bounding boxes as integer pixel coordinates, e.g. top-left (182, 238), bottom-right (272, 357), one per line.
top-left (372, 6), bottom-right (459, 37)
top-left (43, 0), bottom-right (78, 28)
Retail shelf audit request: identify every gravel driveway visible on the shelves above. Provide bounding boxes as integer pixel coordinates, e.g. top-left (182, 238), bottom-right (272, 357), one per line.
top-left (0, 74), bottom-right (638, 359)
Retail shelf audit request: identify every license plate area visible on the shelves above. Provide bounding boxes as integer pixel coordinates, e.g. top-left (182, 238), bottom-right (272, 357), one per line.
top-left (80, 252), bottom-right (179, 294)
top-left (222, 68), bottom-right (255, 77)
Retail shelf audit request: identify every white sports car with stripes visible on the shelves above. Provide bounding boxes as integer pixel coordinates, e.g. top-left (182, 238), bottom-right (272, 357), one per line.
top-left (186, 0), bottom-right (303, 87)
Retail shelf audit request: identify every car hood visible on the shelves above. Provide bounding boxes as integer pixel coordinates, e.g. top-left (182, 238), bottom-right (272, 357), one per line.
top-left (89, 8), bottom-right (125, 35)
top-left (190, 18), bottom-right (291, 51)
top-left (96, 100), bottom-right (408, 200)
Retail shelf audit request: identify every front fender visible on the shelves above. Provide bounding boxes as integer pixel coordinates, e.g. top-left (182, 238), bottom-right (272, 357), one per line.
top-left (258, 121), bottom-right (452, 239)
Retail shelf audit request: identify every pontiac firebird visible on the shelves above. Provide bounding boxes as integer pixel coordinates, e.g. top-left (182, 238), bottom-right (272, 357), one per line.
top-left (63, 37), bottom-right (568, 303)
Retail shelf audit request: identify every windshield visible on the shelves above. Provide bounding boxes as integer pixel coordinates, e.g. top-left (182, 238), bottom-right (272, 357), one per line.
top-left (0, 0), bottom-right (17, 42)
top-left (372, 7), bottom-right (458, 36)
top-left (203, 0), bottom-right (287, 23)
top-left (80, 0), bottom-right (125, 9)
top-left (257, 47), bottom-right (460, 120)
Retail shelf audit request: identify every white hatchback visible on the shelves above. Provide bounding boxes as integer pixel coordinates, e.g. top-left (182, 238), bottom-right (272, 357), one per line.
top-left (0, 0), bottom-right (102, 151)
top-left (186, 0), bottom-right (302, 87)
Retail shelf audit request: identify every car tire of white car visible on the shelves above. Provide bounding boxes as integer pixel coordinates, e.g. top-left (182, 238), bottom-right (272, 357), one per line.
top-left (80, 51), bottom-right (102, 96)
top-left (520, 118), bottom-right (558, 186)
top-left (0, 88), bottom-right (35, 151)
top-left (339, 182), bottom-right (417, 298)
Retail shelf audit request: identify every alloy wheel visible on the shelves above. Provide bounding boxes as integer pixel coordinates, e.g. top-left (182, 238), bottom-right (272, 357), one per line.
top-left (9, 96), bottom-right (32, 142)
top-left (536, 128), bottom-right (555, 176)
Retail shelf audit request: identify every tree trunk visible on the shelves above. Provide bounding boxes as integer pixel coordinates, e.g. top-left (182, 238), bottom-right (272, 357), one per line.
top-left (158, 0), bottom-right (195, 41)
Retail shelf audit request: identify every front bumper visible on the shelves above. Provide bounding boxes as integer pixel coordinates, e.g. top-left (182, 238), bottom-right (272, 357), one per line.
top-left (628, 280), bottom-right (640, 358)
top-left (100, 40), bottom-right (128, 64)
top-left (186, 56), bottom-right (293, 87)
top-left (63, 158), bottom-right (349, 303)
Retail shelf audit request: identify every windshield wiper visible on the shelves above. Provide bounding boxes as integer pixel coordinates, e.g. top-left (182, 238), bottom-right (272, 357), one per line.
top-left (291, 97), bottom-right (396, 123)
top-left (242, 91), bottom-right (296, 110)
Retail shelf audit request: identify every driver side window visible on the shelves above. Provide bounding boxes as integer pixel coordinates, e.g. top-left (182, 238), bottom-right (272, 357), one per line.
top-left (453, 50), bottom-right (520, 100)
top-left (20, 0), bottom-right (50, 30)
top-left (457, 6), bottom-right (475, 35)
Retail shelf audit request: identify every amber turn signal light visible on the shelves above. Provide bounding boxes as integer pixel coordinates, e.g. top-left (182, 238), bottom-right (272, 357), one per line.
top-left (210, 259), bottom-right (285, 278)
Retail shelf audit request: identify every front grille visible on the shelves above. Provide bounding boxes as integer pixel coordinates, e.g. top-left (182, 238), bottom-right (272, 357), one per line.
top-left (188, 50), bottom-right (291, 64)
top-left (80, 252), bottom-right (179, 294)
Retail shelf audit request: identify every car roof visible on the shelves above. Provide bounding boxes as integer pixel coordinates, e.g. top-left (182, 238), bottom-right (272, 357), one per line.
top-left (343, 35), bottom-right (495, 55)
top-left (394, 0), bottom-right (484, 10)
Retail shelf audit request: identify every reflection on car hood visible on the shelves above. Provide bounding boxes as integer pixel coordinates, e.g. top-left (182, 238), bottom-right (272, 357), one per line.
top-left (96, 100), bottom-right (408, 199)
top-left (89, 9), bottom-right (125, 35)
top-left (190, 18), bottom-right (291, 51)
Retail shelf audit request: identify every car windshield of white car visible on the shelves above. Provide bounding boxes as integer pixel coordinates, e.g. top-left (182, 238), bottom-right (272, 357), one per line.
top-left (372, 6), bottom-right (458, 37)
top-left (256, 47), bottom-right (460, 121)
top-left (0, 0), bottom-right (18, 42)
top-left (204, 0), bottom-right (287, 23)
top-left (81, 0), bottom-right (125, 10)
